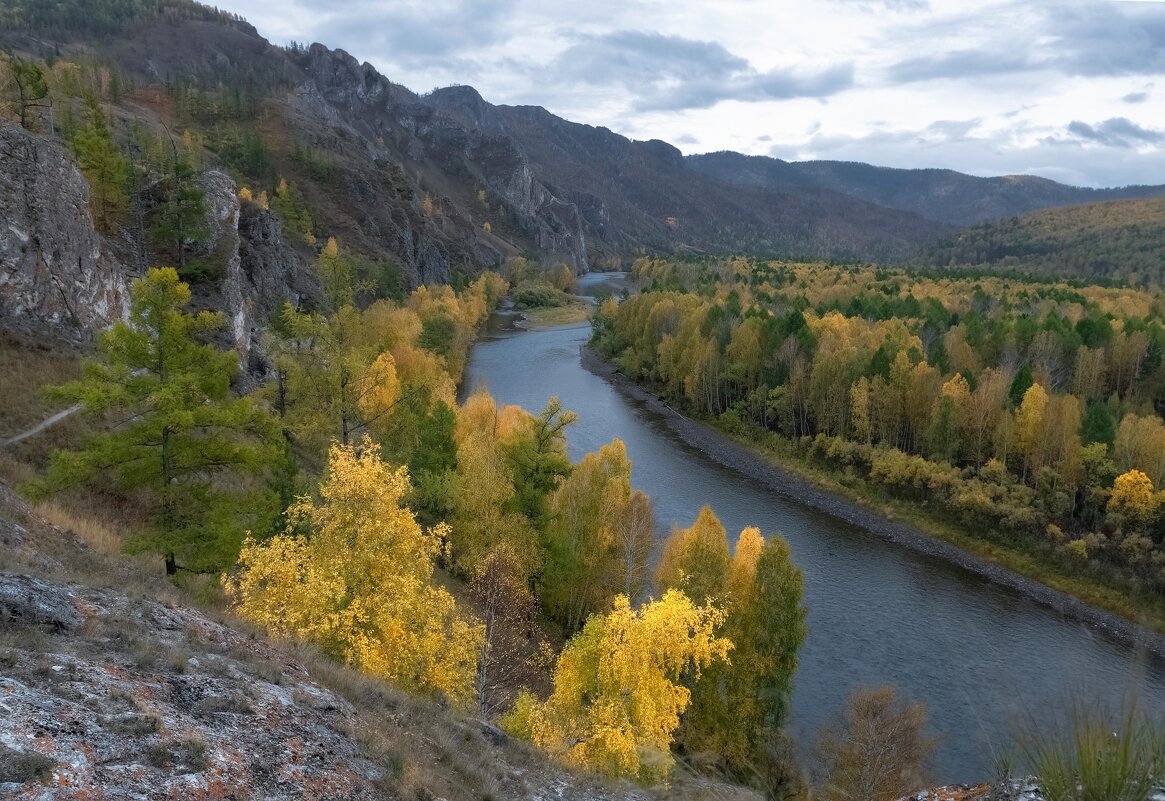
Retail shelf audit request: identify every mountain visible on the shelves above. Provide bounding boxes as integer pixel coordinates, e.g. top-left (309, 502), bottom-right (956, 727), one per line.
top-left (687, 151), bottom-right (1165, 227)
top-left (0, 0), bottom-right (947, 304)
top-left (921, 196), bottom-right (1165, 284)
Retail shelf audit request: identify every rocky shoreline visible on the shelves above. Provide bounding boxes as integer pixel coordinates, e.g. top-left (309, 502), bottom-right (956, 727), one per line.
top-left (580, 344), bottom-right (1165, 661)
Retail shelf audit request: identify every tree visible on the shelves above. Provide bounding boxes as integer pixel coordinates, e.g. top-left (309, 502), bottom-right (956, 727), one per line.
top-left (525, 591), bottom-right (731, 783)
top-left (681, 529), bottom-right (808, 779)
top-left (816, 687), bottom-right (934, 801)
top-left (655, 505), bottom-right (730, 605)
top-left (503, 396), bottom-right (577, 528)
top-left (3, 54), bottom-right (50, 130)
top-left (149, 142), bottom-right (207, 273)
top-left (1014, 383), bottom-right (1049, 482)
top-left (1108, 470), bottom-right (1156, 530)
top-left (1080, 399), bottom-right (1116, 447)
top-left (37, 267), bottom-right (277, 574)
top-left (469, 542), bottom-right (550, 715)
top-left (224, 437), bottom-right (483, 708)
top-left (71, 96), bottom-right (130, 232)
top-left (542, 439), bottom-right (634, 630)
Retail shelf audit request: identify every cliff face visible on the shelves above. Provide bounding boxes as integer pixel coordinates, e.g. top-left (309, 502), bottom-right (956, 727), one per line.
top-left (194, 170), bottom-right (318, 367)
top-left (0, 122), bottom-right (316, 365)
top-left (0, 123), bottom-right (128, 343)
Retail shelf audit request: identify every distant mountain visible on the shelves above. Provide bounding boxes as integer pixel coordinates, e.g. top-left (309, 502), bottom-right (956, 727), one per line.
top-left (687, 151), bottom-right (1165, 227)
top-left (921, 196), bottom-right (1165, 284)
top-left (426, 86), bottom-right (947, 265)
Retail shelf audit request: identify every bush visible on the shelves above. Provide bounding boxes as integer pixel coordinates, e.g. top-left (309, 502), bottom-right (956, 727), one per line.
top-left (0, 746), bottom-right (56, 785)
top-left (512, 281), bottom-right (573, 310)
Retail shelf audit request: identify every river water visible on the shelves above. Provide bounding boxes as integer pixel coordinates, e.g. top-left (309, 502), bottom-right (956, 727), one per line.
top-left (462, 273), bottom-right (1165, 783)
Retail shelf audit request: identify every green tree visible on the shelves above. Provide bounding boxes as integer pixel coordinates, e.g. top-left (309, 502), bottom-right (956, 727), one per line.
top-left (655, 505), bottom-right (731, 605)
top-left (36, 268), bottom-right (277, 574)
top-left (681, 528), bottom-right (808, 781)
top-left (149, 144), bottom-right (207, 274)
top-left (71, 96), bottom-right (130, 232)
top-left (1080, 399), bottom-right (1116, 447)
top-left (3, 54), bottom-right (50, 130)
top-left (1009, 364), bottom-right (1034, 406)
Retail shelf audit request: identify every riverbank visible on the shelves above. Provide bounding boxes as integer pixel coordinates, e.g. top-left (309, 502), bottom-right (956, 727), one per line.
top-left (580, 344), bottom-right (1165, 659)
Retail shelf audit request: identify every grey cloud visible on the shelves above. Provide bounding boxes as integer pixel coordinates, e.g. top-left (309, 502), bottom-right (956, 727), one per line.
top-left (886, 0), bottom-right (1165, 85)
top-left (1049, 2), bottom-right (1165, 77)
top-left (1122, 91), bottom-right (1149, 104)
top-left (1065, 117), bottom-right (1164, 147)
top-left (551, 31), bottom-right (852, 111)
top-left (887, 48), bottom-right (1032, 83)
top-left (314, 0), bottom-right (520, 66)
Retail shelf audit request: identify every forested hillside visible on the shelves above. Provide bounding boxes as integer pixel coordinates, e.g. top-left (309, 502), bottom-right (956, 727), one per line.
top-left (688, 151), bottom-right (1165, 227)
top-left (593, 258), bottom-right (1165, 627)
top-left (924, 197), bottom-right (1165, 285)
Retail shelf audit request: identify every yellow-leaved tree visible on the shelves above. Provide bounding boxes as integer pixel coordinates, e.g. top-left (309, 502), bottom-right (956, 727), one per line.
top-left (507, 590), bottom-right (731, 784)
top-left (1108, 469), bottom-right (1157, 529)
top-left (224, 436), bottom-right (483, 708)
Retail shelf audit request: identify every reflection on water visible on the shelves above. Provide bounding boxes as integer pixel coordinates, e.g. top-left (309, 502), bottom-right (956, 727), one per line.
top-left (463, 274), bottom-right (1165, 783)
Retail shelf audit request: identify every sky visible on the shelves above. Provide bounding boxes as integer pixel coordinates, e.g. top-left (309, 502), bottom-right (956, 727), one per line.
top-left (213, 0), bottom-right (1165, 188)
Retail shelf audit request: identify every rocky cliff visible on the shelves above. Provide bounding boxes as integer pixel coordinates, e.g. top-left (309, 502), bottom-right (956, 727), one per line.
top-left (0, 123), bottom-right (128, 343)
top-left (0, 120), bottom-right (316, 363)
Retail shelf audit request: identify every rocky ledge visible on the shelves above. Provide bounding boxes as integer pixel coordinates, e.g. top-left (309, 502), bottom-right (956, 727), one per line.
top-left (0, 570), bottom-right (386, 799)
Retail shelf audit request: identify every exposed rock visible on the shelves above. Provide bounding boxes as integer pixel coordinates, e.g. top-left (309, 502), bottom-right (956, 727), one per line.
top-left (0, 573), bottom-right (83, 631)
top-left (0, 121), bottom-right (129, 343)
top-left (194, 170), bottom-right (318, 368)
top-left (0, 571), bottom-right (382, 800)
top-left (897, 780), bottom-right (1165, 801)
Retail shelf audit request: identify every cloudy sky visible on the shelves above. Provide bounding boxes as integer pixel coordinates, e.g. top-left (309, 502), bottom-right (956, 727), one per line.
top-left (215, 0), bottom-right (1165, 187)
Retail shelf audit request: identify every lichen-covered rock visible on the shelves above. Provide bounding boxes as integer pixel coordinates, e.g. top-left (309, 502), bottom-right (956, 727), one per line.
top-left (0, 121), bottom-right (129, 342)
top-left (0, 573), bottom-right (83, 631)
top-left (0, 573), bottom-right (382, 800)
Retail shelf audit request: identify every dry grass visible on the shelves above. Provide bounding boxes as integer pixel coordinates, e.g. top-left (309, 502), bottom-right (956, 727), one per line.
top-left (0, 334), bottom-right (86, 468)
top-left (35, 500), bottom-right (124, 557)
top-left (522, 303), bottom-right (593, 328)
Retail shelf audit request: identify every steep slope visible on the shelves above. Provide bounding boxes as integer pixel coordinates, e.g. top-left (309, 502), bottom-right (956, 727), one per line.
top-left (0, 475), bottom-right (763, 801)
top-left (687, 151), bottom-right (1165, 227)
top-left (0, 0), bottom-right (949, 282)
top-left (429, 86), bottom-right (948, 263)
top-left (923, 196), bottom-right (1165, 284)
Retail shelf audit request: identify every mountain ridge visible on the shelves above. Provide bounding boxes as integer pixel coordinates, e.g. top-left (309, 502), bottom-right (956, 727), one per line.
top-left (687, 150), bottom-right (1165, 226)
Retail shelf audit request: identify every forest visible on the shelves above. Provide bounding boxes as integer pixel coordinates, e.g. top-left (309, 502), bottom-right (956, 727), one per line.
top-left (592, 257), bottom-right (1165, 629)
top-left (21, 248), bottom-right (836, 797)
top-left (924, 197), bottom-right (1165, 286)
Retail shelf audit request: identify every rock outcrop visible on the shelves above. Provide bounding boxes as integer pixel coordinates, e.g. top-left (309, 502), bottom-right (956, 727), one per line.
top-left (0, 122), bottom-right (128, 343)
top-left (195, 171), bottom-right (318, 366)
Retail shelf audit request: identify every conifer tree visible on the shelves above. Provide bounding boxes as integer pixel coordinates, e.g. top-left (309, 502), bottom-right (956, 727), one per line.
top-left (36, 268), bottom-right (277, 574)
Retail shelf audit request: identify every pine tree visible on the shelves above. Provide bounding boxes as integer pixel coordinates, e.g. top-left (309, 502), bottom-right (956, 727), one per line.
top-left (36, 268), bottom-right (278, 574)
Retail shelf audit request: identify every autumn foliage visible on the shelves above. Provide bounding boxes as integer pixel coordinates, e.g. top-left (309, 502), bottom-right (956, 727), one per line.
top-left (225, 437), bottom-right (483, 708)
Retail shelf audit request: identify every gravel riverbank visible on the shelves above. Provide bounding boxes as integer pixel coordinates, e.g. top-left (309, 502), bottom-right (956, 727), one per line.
top-left (581, 344), bottom-right (1165, 660)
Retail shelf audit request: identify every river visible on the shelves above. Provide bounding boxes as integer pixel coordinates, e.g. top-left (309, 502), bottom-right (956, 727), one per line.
top-left (462, 273), bottom-right (1165, 783)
